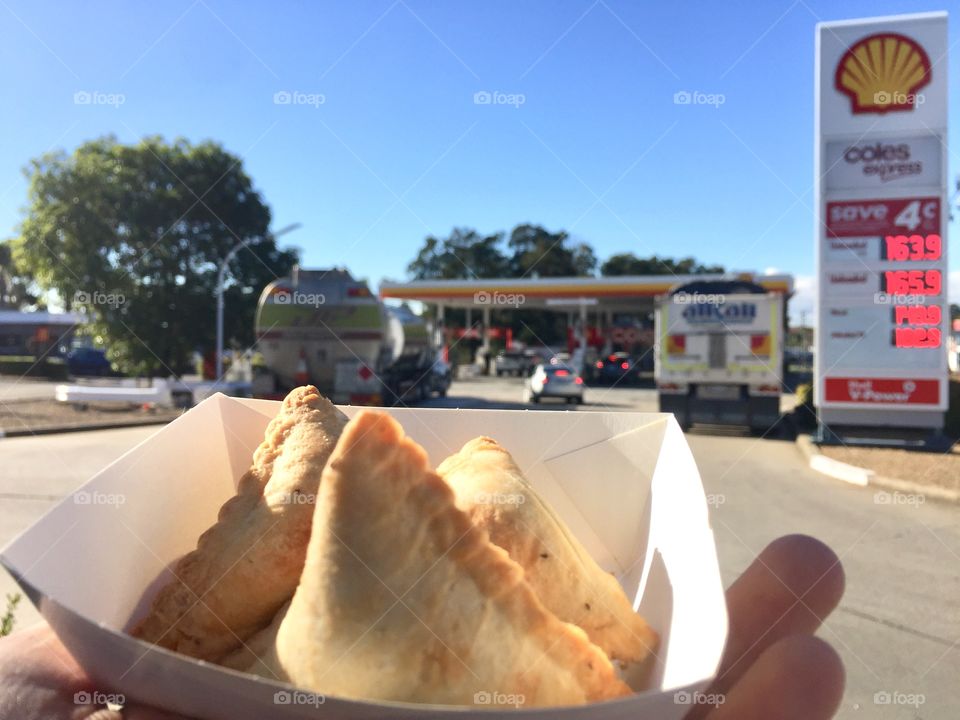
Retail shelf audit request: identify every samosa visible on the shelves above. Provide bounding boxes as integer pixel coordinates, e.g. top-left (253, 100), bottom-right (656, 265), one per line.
top-left (438, 436), bottom-right (657, 664)
top-left (242, 410), bottom-right (631, 707)
top-left (132, 386), bottom-right (347, 661)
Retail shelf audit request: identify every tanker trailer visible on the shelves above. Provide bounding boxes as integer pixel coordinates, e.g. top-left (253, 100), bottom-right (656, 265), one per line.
top-left (254, 267), bottom-right (441, 404)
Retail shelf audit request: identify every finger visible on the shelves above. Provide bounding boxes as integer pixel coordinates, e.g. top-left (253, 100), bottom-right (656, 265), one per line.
top-left (0, 623), bottom-right (86, 686)
top-left (684, 534), bottom-right (844, 720)
top-left (1, 625), bottom-right (193, 720)
top-left (704, 635), bottom-right (844, 720)
top-left (719, 534), bottom-right (844, 689)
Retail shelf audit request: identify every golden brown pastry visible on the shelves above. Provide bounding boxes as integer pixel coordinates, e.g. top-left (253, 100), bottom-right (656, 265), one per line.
top-left (131, 385), bottom-right (347, 661)
top-left (437, 437), bottom-right (658, 664)
top-left (242, 410), bottom-right (631, 707)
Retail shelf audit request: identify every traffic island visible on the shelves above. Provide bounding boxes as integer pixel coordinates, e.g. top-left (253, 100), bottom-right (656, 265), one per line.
top-left (796, 434), bottom-right (960, 503)
top-left (0, 399), bottom-right (182, 438)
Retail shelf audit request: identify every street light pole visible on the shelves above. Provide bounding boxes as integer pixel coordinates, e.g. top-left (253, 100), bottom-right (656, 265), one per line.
top-left (215, 222), bottom-right (301, 380)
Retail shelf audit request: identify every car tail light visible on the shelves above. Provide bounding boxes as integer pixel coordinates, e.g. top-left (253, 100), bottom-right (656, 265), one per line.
top-left (595, 361), bottom-right (603, 369)
top-left (555, 369), bottom-right (569, 376)
top-left (574, 377), bottom-right (583, 385)
top-left (608, 354), bottom-right (618, 361)
top-left (620, 361), bottom-right (629, 370)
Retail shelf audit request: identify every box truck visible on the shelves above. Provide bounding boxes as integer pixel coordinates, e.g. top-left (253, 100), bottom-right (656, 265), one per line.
top-left (655, 280), bottom-right (783, 431)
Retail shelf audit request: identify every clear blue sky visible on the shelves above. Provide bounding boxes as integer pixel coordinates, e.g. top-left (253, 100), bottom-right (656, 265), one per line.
top-left (0, 0), bottom-right (957, 320)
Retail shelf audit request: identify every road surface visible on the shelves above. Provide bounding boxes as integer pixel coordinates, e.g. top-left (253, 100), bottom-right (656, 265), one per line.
top-left (0, 377), bottom-right (58, 403)
top-left (0, 380), bottom-right (955, 719)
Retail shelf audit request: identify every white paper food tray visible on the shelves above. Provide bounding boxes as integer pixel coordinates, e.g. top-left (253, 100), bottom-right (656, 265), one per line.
top-left (1, 394), bottom-right (727, 719)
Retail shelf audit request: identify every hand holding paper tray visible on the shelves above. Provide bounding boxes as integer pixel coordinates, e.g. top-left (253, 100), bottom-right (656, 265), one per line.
top-left (0, 393), bottom-right (727, 720)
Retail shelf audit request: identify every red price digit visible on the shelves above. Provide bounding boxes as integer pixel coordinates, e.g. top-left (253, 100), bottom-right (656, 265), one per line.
top-left (907, 235), bottom-right (924, 259)
top-left (894, 327), bottom-right (942, 348)
top-left (894, 305), bottom-right (943, 325)
top-left (883, 270), bottom-right (908, 294)
top-left (884, 234), bottom-right (942, 261)
top-left (884, 236), bottom-right (909, 261)
top-left (885, 270), bottom-right (942, 295)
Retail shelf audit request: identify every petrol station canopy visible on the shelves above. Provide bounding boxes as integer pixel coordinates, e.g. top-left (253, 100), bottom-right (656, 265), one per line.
top-left (380, 272), bottom-right (793, 312)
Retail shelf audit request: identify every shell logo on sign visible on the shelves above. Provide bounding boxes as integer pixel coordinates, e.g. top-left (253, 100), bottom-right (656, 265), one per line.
top-left (834, 33), bottom-right (931, 114)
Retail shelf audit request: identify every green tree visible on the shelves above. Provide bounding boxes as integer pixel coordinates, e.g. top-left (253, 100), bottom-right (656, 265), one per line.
top-left (601, 253), bottom-right (724, 276)
top-left (0, 241), bottom-right (40, 310)
top-left (407, 228), bottom-right (507, 280)
top-left (507, 224), bottom-right (595, 277)
top-left (13, 136), bottom-right (298, 375)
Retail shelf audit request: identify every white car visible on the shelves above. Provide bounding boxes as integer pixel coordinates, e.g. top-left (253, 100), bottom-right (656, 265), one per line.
top-left (527, 364), bottom-right (584, 404)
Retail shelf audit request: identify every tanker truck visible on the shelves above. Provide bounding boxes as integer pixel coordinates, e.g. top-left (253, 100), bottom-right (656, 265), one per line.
top-left (253, 267), bottom-right (449, 405)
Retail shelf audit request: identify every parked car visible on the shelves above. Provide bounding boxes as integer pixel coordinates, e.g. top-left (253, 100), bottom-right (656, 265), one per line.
top-left (66, 347), bottom-right (112, 377)
top-left (495, 350), bottom-right (534, 377)
top-left (593, 352), bottom-right (636, 385)
top-left (527, 363), bottom-right (584, 404)
top-left (383, 352), bottom-right (450, 404)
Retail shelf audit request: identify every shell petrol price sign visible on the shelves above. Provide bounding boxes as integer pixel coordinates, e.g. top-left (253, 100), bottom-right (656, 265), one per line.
top-left (815, 13), bottom-right (948, 429)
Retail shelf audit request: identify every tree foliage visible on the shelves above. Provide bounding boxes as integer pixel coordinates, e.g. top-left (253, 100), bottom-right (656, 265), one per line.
top-left (407, 228), bottom-right (507, 279)
top-left (408, 224), bottom-right (599, 282)
top-left (507, 224), bottom-right (597, 278)
top-left (0, 241), bottom-right (40, 310)
top-left (600, 253), bottom-right (724, 276)
top-left (13, 136), bottom-right (298, 375)
top-left (406, 225), bottom-right (725, 344)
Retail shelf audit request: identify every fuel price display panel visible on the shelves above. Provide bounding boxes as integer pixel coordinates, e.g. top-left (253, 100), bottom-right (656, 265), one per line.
top-left (820, 196), bottom-right (947, 407)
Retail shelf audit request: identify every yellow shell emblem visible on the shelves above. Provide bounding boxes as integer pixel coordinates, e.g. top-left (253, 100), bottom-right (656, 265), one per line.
top-left (835, 33), bottom-right (931, 114)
